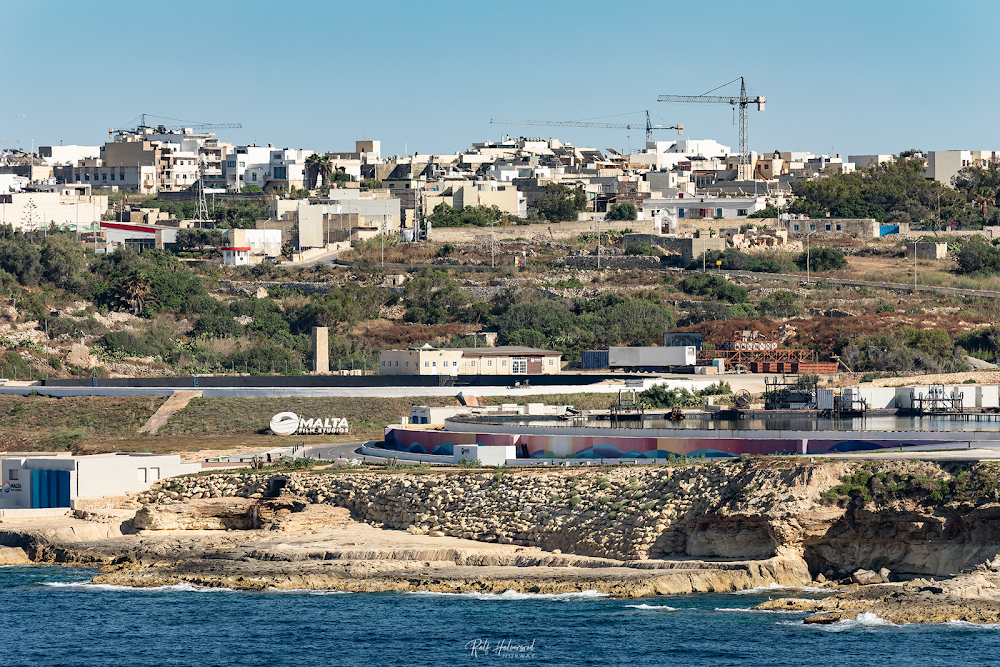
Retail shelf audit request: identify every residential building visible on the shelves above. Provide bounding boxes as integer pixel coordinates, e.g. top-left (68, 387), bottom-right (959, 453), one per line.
top-left (925, 150), bottom-right (1000, 187)
top-left (266, 148), bottom-right (314, 191)
top-left (379, 345), bottom-right (562, 376)
top-left (0, 191), bottom-right (107, 231)
top-left (225, 145), bottom-right (272, 192)
top-left (849, 154), bottom-right (895, 169)
top-left (221, 246), bottom-right (251, 265)
top-left (38, 145), bottom-right (100, 166)
top-left (644, 194), bottom-right (767, 225)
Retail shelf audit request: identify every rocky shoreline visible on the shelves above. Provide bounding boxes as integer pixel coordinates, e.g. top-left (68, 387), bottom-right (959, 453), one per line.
top-left (4, 458), bottom-right (1000, 619)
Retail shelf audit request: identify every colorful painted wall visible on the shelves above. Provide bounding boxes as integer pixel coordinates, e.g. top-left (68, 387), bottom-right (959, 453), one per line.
top-left (383, 426), bottom-right (954, 458)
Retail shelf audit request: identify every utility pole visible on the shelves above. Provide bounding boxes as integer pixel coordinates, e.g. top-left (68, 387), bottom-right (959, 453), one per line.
top-left (806, 230), bottom-right (816, 284)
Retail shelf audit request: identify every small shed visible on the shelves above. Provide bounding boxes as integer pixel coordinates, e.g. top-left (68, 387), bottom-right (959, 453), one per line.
top-left (221, 246), bottom-right (252, 266)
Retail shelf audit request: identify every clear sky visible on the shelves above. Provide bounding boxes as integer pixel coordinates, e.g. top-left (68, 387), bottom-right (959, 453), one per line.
top-left (3, 0), bottom-right (996, 159)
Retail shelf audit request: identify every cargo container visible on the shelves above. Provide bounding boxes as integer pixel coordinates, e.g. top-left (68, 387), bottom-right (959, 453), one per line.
top-left (582, 350), bottom-right (610, 370)
top-left (608, 346), bottom-right (697, 371)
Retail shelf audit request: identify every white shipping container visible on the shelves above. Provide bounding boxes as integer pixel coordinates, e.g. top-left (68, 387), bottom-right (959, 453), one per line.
top-left (817, 389), bottom-right (834, 410)
top-left (609, 346), bottom-right (696, 368)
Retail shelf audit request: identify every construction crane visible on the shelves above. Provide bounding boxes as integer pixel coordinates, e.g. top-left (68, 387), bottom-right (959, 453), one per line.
top-left (109, 114), bottom-right (242, 138)
top-left (491, 111), bottom-right (682, 143)
top-left (658, 77), bottom-right (764, 178)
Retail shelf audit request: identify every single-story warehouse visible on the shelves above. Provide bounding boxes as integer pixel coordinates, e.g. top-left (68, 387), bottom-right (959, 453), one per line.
top-left (379, 344), bottom-right (562, 376)
top-left (0, 453), bottom-right (199, 510)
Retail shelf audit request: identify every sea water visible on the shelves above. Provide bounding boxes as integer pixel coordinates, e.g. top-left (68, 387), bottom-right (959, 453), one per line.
top-left (5, 566), bottom-right (1000, 667)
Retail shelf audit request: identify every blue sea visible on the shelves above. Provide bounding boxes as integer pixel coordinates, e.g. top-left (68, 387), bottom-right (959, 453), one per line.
top-left (4, 565), bottom-right (1000, 667)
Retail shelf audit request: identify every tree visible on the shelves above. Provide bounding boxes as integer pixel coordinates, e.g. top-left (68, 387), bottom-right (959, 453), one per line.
top-left (789, 154), bottom-right (959, 223)
top-left (531, 184), bottom-right (588, 221)
top-left (40, 233), bottom-right (87, 291)
top-left (796, 247), bottom-right (848, 273)
top-left (606, 202), bottom-right (637, 221)
top-left (119, 271), bottom-right (152, 316)
top-left (305, 153), bottom-right (332, 190)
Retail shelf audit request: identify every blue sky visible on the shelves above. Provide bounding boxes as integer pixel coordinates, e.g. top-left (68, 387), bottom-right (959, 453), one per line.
top-left (3, 0), bottom-right (996, 159)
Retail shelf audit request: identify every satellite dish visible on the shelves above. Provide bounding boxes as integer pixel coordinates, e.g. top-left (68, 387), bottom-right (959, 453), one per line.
top-left (735, 389), bottom-right (752, 408)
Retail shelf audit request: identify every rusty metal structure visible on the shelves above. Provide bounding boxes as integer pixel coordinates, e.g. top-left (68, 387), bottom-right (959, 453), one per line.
top-left (696, 330), bottom-right (837, 374)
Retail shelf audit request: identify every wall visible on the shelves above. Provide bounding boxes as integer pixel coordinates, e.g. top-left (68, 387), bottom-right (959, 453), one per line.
top-left (428, 218), bottom-right (654, 243)
top-left (0, 192), bottom-right (107, 230)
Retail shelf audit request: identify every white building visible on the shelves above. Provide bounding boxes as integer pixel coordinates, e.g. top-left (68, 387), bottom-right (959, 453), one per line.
top-left (268, 148), bottom-right (314, 191)
top-left (0, 453), bottom-right (199, 509)
top-left (380, 345), bottom-right (562, 376)
top-left (0, 191), bottom-right (107, 231)
top-left (849, 154), bottom-right (895, 169)
top-left (221, 246), bottom-right (251, 265)
top-left (644, 194), bottom-right (767, 226)
top-left (225, 145), bottom-right (272, 192)
top-left (39, 145), bottom-right (101, 166)
top-left (925, 150), bottom-right (1000, 187)
top-left (101, 221), bottom-right (178, 252)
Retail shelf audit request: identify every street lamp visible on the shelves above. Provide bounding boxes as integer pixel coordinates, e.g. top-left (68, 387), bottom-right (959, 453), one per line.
top-left (806, 230), bottom-right (816, 284)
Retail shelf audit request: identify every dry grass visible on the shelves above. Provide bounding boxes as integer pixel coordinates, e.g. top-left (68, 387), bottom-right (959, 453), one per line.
top-left (0, 395), bottom-right (167, 451)
top-left (197, 336), bottom-right (259, 357)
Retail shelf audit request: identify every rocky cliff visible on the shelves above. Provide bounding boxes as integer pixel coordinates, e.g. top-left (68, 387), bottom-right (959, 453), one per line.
top-left (132, 457), bottom-right (1000, 579)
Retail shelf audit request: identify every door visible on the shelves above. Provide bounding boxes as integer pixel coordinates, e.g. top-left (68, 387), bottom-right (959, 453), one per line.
top-left (512, 357), bottom-right (527, 374)
top-left (526, 357), bottom-right (543, 374)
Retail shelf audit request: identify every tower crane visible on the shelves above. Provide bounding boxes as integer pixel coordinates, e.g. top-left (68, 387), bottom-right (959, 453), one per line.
top-left (491, 111), bottom-right (682, 143)
top-left (109, 114), bottom-right (242, 138)
top-left (658, 77), bottom-right (764, 179)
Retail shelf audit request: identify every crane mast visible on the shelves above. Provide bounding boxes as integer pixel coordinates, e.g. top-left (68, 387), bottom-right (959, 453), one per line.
top-left (658, 77), bottom-right (764, 179)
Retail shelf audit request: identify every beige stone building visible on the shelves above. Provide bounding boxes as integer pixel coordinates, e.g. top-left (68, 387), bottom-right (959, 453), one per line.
top-left (379, 345), bottom-right (562, 376)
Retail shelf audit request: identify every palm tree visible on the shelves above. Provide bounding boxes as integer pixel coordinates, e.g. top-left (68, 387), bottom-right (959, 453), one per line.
top-left (119, 271), bottom-right (152, 316)
top-left (305, 153), bottom-right (333, 190)
top-left (974, 187), bottom-right (996, 218)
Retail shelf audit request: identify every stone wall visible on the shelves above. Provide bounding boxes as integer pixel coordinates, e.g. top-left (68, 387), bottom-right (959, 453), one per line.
top-left (562, 255), bottom-right (663, 270)
top-left (428, 219), bottom-right (655, 244)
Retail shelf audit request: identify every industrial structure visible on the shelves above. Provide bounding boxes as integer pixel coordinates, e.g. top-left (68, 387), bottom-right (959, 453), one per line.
top-left (491, 111), bottom-right (682, 142)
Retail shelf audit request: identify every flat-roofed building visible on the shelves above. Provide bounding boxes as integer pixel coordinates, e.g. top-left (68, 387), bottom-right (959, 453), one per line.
top-left (379, 344), bottom-right (562, 376)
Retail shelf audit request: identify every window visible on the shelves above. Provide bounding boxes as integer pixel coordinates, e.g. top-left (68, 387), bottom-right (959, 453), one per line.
top-left (452, 361), bottom-right (457, 367)
top-left (501, 360), bottom-right (507, 367)
top-left (548, 358), bottom-right (554, 366)
top-left (405, 361), bottom-right (409, 367)
top-left (137, 468), bottom-right (148, 483)
top-left (252, 173), bottom-right (257, 181)
top-left (432, 361), bottom-right (436, 367)
top-left (424, 361), bottom-right (430, 368)
top-left (102, 173), bottom-right (107, 180)
top-left (239, 162), bottom-right (245, 167)
top-left (471, 360), bottom-right (476, 367)
top-left (381, 360), bottom-right (385, 366)
top-left (825, 224), bottom-right (831, 231)
top-left (120, 174), bottom-right (125, 180)
top-left (836, 224), bottom-right (842, 231)
top-left (150, 468), bottom-right (160, 481)
top-left (227, 161), bottom-right (237, 168)
top-left (395, 360), bottom-right (398, 366)
top-left (793, 224), bottom-right (799, 231)
top-left (737, 209), bottom-right (748, 216)
top-left (809, 224), bottom-right (816, 231)
top-left (487, 359), bottom-right (492, 367)
top-left (8, 469), bottom-right (17, 481)
top-left (678, 208), bottom-right (685, 218)
top-left (274, 166), bottom-right (287, 179)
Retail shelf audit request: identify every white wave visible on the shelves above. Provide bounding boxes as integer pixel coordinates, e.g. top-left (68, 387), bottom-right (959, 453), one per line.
top-left (626, 604), bottom-right (677, 611)
top-left (714, 607), bottom-right (804, 614)
top-left (408, 589), bottom-right (608, 601)
top-left (265, 587), bottom-right (351, 595)
top-left (733, 582), bottom-right (830, 595)
top-left (943, 620), bottom-right (1000, 630)
top-left (778, 612), bottom-right (897, 631)
top-left (42, 581), bottom-right (238, 593)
